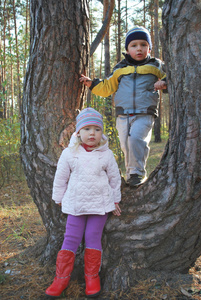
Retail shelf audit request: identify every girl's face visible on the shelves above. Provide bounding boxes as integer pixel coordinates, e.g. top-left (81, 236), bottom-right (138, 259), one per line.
top-left (78, 125), bottom-right (102, 147)
top-left (127, 39), bottom-right (151, 61)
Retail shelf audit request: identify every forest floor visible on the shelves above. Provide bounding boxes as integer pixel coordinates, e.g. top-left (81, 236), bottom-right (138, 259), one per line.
top-left (0, 138), bottom-right (201, 300)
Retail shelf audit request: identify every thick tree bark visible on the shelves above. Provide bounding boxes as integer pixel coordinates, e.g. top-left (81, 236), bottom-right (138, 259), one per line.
top-left (20, 0), bottom-right (89, 260)
top-left (21, 0), bottom-right (201, 294)
top-left (102, 0), bottom-right (201, 291)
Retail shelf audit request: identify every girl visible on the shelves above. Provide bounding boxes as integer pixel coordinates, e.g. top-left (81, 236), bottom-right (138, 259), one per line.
top-left (45, 107), bottom-right (121, 298)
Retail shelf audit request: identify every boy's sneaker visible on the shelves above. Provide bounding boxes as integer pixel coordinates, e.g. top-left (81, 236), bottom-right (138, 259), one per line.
top-left (128, 174), bottom-right (147, 188)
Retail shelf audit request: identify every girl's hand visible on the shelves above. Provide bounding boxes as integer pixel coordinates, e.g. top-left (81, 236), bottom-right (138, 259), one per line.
top-left (154, 80), bottom-right (167, 91)
top-left (57, 203), bottom-right (61, 207)
top-left (113, 203), bottom-right (121, 216)
top-left (79, 74), bottom-right (92, 88)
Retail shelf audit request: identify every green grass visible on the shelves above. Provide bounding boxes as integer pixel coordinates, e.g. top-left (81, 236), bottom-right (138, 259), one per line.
top-left (147, 133), bottom-right (168, 176)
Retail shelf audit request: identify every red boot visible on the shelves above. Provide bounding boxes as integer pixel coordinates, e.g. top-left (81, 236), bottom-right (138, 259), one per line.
top-left (84, 248), bottom-right (102, 297)
top-left (45, 250), bottom-right (75, 297)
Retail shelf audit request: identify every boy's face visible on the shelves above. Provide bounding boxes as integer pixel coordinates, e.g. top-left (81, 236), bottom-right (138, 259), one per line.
top-left (127, 40), bottom-right (151, 61)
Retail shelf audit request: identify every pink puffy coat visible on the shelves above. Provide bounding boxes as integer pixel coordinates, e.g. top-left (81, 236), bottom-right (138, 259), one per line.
top-left (52, 134), bottom-right (121, 216)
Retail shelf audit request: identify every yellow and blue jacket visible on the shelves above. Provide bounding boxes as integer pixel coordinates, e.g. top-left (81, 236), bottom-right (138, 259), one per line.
top-left (90, 54), bottom-right (166, 117)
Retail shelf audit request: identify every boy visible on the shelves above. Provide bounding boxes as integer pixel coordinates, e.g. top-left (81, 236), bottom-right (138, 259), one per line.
top-left (80, 26), bottom-right (167, 187)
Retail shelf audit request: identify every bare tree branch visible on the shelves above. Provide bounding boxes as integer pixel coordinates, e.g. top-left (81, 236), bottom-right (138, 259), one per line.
top-left (90, 0), bottom-right (115, 56)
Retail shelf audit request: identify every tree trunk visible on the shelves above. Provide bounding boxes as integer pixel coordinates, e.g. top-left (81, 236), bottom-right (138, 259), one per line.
top-left (103, 0), bottom-right (113, 138)
top-left (21, 0), bottom-right (201, 294)
top-left (125, 0), bottom-right (128, 32)
top-left (104, 0), bottom-right (110, 77)
top-left (99, 42), bottom-right (103, 78)
top-left (153, 0), bottom-right (161, 142)
top-left (154, 97), bottom-right (162, 142)
top-left (143, 0), bottom-right (146, 27)
top-left (90, 0), bottom-right (115, 56)
top-left (117, 0), bottom-right (121, 62)
top-left (3, 0), bottom-right (7, 119)
top-left (20, 0), bottom-right (89, 260)
top-left (13, 0), bottom-right (22, 115)
top-left (23, 0), bottom-right (29, 79)
top-left (0, 36), bottom-right (2, 119)
top-left (8, 14), bottom-right (14, 118)
top-left (102, 0), bottom-right (201, 291)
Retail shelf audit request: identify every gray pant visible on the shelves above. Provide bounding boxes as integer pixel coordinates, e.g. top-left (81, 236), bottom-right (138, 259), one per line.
top-left (116, 115), bottom-right (154, 179)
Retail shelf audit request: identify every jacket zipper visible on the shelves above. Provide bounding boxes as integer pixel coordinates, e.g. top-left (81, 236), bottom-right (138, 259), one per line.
top-left (127, 66), bottom-right (137, 137)
top-left (133, 66), bottom-right (137, 112)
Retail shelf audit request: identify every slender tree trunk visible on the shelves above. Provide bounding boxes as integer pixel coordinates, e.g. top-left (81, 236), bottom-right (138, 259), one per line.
top-left (103, 0), bottom-right (113, 154)
top-left (99, 42), bottom-right (103, 78)
top-left (23, 0), bottom-right (29, 78)
top-left (3, 0), bottom-right (7, 118)
top-left (13, 0), bottom-right (21, 115)
top-left (150, 7), bottom-right (154, 51)
top-left (8, 14), bottom-right (14, 118)
top-left (104, 0), bottom-right (110, 77)
top-left (154, 0), bottom-right (159, 58)
top-left (153, 0), bottom-right (161, 142)
top-left (125, 0), bottom-right (128, 32)
top-left (117, 0), bottom-right (121, 62)
top-left (114, 10), bottom-right (118, 63)
top-left (0, 35), bottom-right (2, 119)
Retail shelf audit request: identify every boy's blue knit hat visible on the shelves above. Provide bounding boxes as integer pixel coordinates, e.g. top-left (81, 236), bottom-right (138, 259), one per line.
top-left (125, 26), bottom-right (152, 50)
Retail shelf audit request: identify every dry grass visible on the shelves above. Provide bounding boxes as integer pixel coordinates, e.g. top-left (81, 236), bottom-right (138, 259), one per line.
top-left (0, 180), bottom-right (45, 262)
top-left (0, 177), bottom-right (201, 299)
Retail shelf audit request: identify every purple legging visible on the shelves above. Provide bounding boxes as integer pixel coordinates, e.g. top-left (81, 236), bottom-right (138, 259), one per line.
top-left (61, 214), bottom-right (108, 253)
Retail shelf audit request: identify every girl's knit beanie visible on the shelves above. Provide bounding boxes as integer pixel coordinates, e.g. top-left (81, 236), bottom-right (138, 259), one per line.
top-left (76, 107), bottom-right (103, 133)
top-left (125, 26), bottom-right (152, 50)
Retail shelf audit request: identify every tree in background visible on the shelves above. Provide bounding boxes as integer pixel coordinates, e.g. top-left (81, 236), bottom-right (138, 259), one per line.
top-left (153, 0), bottom-right (162, 142)
top-left (0, 0), bottom-right (30, 187)
top-left (0, 0), bottom-right (29, 118)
